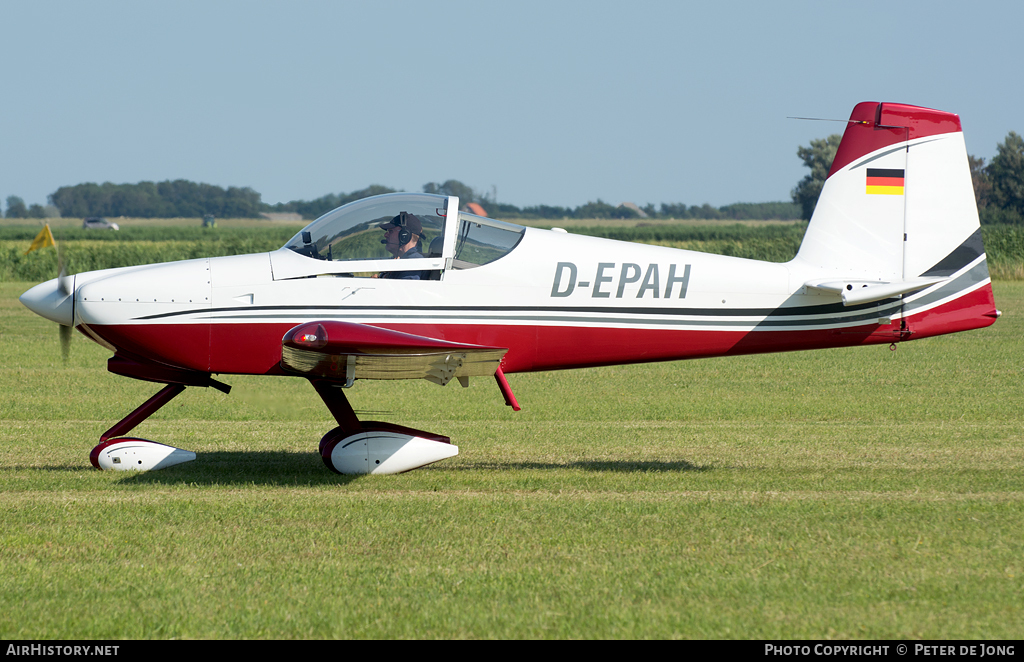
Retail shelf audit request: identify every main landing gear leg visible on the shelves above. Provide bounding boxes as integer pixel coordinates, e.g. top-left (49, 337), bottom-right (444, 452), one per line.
top-left (90, 384), bottom-right (197, 471)
top-left (310, 378), bottom-right (458, 475)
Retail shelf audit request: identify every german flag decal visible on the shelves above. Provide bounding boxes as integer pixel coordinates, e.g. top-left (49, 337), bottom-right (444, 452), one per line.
top-left (866, 168), bottom-right (905, 195)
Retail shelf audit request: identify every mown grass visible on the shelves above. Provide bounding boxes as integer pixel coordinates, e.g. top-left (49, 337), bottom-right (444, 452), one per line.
top-left (1, 279), bottom-right (1022, 639)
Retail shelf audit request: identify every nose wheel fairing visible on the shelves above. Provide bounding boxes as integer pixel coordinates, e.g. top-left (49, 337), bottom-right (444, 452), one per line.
top-left (91, 438), bottom-right (196, 471)
top-left (90, 384), bottom-right (199, 472)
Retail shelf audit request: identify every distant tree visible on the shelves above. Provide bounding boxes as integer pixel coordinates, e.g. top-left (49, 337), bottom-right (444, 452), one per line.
top-left (50, 183), bottom-right (106, 218)
top-left (337, 184), bottom-right (396, 207)
top-left (423, 180), bottom-right (477, 202)
top-left (988, 131), bottom-right (1024, 218)
top-left (574, 200), bottom-right (638, 219)
top-left (655, 203), bottom-right (722, 219)
top-left (488, 202), bottom-right (526, 217)
top-left (969, 155), bottom-right (992, 209)
top-left (267, 184), bottom-right (398, 220)
top-left (49, 180), bottom-right (264, 218)
top-left (658, 203), bottom-right (692, 219)
top-left (5, 195), bottom-right (28, 218)
top-left (718, 201), bottom-right (801, 220)
top-left (791, 134), bottom-right (841, 221)
top-left (692, 203), bottom-right (721, 220)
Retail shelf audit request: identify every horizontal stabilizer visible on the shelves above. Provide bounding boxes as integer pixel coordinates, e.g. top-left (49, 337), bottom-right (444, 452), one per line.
top-left (805, 277), bottom-right (946, 306)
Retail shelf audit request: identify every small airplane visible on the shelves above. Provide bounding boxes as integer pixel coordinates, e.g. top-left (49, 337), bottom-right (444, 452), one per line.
top-left (21, 102), bottom-right (999, 474)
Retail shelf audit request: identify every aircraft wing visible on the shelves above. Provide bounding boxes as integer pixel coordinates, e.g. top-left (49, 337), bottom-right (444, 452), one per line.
top-left (281, 320), bottom-right (508, 387)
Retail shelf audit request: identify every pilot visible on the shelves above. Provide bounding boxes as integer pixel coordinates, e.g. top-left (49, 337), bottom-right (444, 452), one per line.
top-left (376, 211), bottom-right (425, 279)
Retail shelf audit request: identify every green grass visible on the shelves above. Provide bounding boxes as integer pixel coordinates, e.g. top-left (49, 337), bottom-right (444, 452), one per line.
top-left (1, 281), bottom-right (1023, 639)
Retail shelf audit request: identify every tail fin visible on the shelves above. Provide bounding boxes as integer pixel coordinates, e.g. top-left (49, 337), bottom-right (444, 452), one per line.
top-left (795, 102), bottom-right (998, 338)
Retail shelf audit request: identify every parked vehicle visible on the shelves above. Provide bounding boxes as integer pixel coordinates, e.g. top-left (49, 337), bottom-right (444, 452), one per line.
top-left (82, 217), bottom-right (119, 231)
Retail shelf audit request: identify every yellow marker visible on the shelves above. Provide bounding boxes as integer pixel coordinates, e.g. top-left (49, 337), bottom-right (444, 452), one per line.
top-left (24, 224), bottom-right (56, 255)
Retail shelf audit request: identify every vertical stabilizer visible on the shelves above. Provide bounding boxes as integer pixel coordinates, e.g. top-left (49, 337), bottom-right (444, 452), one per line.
top-left (794, 102), bottom-right (997, 338)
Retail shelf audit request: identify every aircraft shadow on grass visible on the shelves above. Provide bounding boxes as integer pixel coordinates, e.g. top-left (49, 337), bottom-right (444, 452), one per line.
top-left (82, 452), bottom-right (710, 486)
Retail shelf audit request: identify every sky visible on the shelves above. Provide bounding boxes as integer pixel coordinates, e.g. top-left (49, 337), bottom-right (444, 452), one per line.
top-left (1, 0), bottom-right (1021, 213)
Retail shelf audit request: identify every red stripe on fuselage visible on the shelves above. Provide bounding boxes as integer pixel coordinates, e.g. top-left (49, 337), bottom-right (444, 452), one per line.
top-left (82, 319), bottom-right (901, 376)
top-left (83, 283), bottom-right (997, 378)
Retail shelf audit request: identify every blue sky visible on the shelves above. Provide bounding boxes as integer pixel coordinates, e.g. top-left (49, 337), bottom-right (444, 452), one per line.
top-left (2, 0), bottom-right (1021, 212)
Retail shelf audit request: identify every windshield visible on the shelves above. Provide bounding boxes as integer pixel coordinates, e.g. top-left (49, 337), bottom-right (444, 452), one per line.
top-left (284, 193), bottom-right (447, 261)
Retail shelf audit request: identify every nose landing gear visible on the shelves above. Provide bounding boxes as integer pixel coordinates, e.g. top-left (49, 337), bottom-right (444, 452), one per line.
top-left (90, 384), bottom-right (198, 472)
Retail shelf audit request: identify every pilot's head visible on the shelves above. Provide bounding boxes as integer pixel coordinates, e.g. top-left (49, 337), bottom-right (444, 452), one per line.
top-left (380, 212), bottom-right (423, 256)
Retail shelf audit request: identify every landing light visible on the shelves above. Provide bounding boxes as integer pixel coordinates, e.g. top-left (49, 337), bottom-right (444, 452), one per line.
top-left (287, 322), bottom-right (328, 349)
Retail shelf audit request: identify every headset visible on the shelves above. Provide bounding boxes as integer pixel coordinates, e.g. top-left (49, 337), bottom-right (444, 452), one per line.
top-left (395, 211), bottom-right (412, 245)
top-left (381, 211), bottom-right (413, 245)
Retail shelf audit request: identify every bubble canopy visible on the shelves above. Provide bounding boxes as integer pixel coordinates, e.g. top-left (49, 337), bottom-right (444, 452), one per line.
top-left (279, 192), bottom-right (527, 281)
top-left (284, 193), bottom-right (448, 262)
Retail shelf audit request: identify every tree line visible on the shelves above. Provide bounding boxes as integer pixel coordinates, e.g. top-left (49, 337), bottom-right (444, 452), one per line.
top-left (5, 181), bottom-right (263, 219)
top-left (3, 177), bottom-right (804, 222)
top-left (53, 181), bottom-right (263, 219)
top-left (4, 177), bottom-right (802, 222)
top-left (6, 130), bottom-right (1021, 222)
top-left (792, 131), bottom-right (1024, 224)
top-left (416, 180), bottom-right (802, 221)
top-left (3, 196), bottom-right (56, 220)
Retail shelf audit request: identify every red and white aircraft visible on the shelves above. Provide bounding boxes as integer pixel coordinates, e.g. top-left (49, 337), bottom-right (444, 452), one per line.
top-left (21, 102), bottom-right (999, 474)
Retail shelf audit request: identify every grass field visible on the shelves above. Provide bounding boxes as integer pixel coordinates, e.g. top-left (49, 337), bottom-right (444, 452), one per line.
top-left (2, 277), bottom-right (1023, 639)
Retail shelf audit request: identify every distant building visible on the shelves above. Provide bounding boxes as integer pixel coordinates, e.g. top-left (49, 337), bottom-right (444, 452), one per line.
top-left (464, 202), bottom-right (488, 217)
